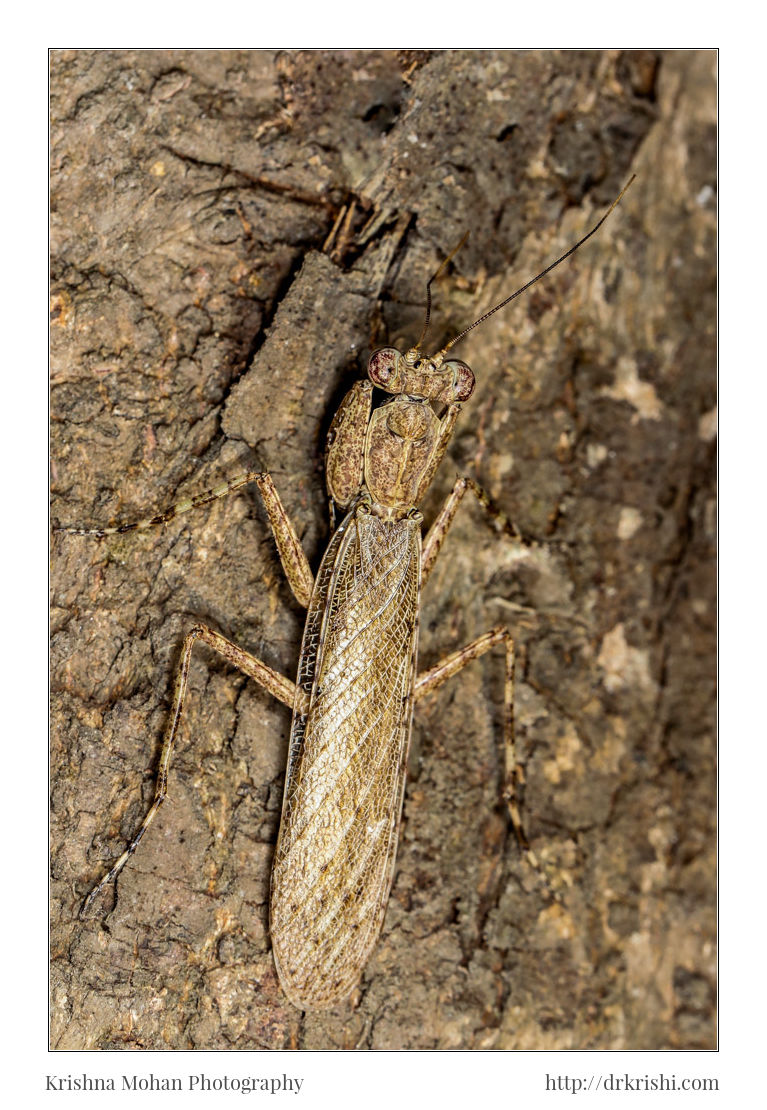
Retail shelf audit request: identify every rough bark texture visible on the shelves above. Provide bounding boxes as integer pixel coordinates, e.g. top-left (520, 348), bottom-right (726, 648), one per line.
top-left (51, 50), bottom-right (716, 1050)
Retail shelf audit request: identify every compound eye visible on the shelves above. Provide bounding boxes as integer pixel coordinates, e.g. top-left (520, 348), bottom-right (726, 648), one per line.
top-left (368, 347), bottom-right (403, 391)
top-left (445, 359), bottom-right (475, 402)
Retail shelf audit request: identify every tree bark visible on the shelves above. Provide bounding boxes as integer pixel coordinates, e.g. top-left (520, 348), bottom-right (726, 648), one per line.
top-left (51, 49), bottom-right (715, 1050)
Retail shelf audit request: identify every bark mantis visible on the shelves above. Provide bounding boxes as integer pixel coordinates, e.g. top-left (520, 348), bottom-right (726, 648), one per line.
top-left (58, 178), bottom-right (633, 1010)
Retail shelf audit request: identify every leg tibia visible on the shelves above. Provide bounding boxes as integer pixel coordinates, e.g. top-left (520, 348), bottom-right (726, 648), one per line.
top-left (54, 472), bottom-right (265, 537)
top-left (421, 475), bottom-right (536, 588)
top-left (54, 469), bottom-right (314, 608)
top-left (79, 623), bottom-right (301, 919)
top-left (415, 626), bottom-right (530, 853)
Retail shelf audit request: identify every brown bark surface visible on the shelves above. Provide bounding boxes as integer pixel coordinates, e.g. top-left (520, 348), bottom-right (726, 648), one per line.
top-left (51, 49), bottom-right (716, 1050)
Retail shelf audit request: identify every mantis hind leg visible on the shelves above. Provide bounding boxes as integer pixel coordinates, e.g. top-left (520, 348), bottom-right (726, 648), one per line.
top-left (414, 626), bottom-right (532, 857)
top-left (79, 623), bottom-right (305, 919)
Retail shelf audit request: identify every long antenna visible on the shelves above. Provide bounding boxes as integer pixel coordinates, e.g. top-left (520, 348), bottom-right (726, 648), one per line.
top-left (435, 175), bottom-right (635, 360)
top-left (415, 231), bottom-right (470, 353)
